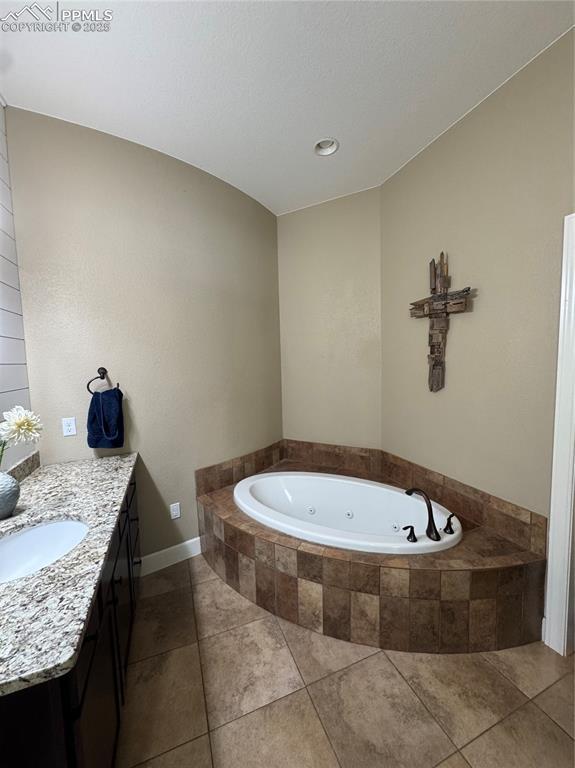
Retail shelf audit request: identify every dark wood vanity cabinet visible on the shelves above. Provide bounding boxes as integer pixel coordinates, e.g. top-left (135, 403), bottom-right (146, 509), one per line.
top-left (70, 604), bottom-right (119, 768)
top-left (112, 521), bottom-right (133, 700)
top-left (0, 474), bottom-right (141, 768)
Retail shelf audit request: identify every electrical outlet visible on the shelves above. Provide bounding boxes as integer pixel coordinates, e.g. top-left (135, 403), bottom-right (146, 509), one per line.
top-left (170, 502), bottom-right (181, 520)
top-left (62, 417), bottom-right (77, 436)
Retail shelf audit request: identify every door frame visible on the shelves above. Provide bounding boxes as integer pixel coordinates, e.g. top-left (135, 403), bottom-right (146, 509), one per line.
top-left (544, 213), bottom-right (575, 655)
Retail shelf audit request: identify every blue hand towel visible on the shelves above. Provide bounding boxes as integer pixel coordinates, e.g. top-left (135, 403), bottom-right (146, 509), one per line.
top-left (87, 388), bottom-right (124, 449)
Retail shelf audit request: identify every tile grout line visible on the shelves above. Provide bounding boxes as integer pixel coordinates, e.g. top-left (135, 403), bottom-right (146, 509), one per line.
top-left (275, 617), bottom-right (344, 768)
top-left (128, 637), bottom-right (198, 668)
top-left (122, 656), bottom-right (208, 767)
top-left (288, 640), bottom-right (381, 687)
top-left (205, 653), bottom-right (310, 733)
top-left (527, 664), bottom-right (575, 700)
top-left (195, 614), bottom-right (304, 732)
top-left (381, 649), bottom-right (460, 757)
top-left (531, 696), bottom-right (575, 742)
top-left (530, 673), bottom-right (575, 743)
top-left (458, 698), bottom-right (571, 759)
top-left (459, 696), bottom-right (529, 751)
top-left (129, 735), bottom-right (207, 768)
top-left (192, 560), bottom-right (283, 642)
top-left (478, 649), bottom-right (569, 700)
top-left (127, 622), bottom-right (197, 669)
top-left (206, 686), bottom-right (309, 738)
top-left (383, 649), bottom-right (538, 753)
top-left (476, 651), bottom-right (546, 701)
top-left (138, 582), bottom-right (193, 601)
top-left (196, 611), bottom-right (272, 645)
top-left (128, 583), bottom-right (196, 668)
top-left (189, 560), bottom-right (217, 768)
top-left (431, 751), bottom-right (472, 768)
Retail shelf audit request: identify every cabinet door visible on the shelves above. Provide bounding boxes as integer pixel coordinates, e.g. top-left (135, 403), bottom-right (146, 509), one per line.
top-left (0, 680), bottom-right (68, 768)
top-left (112, 524), bottom-right (132, 701)
top-left (128, 487), bottom-right (141, 605)
top-left (131, 530), bottom-right (142, 604)
top-left (73, 606), bottom-right (119, 768)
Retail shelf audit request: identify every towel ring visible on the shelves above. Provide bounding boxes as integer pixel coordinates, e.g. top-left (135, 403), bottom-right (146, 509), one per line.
top-left (87, 367), bottom-right (119, 394)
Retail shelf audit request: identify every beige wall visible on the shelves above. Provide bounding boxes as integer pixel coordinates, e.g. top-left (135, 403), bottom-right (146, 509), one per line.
top-left (277, 32), bottom-right (573, 516)
top-left (381, 30), bottom-right (573, 516)
top-left (278, 189), bottom-right (382, 448)
top-left (7, 109), bottom-right (282, 554)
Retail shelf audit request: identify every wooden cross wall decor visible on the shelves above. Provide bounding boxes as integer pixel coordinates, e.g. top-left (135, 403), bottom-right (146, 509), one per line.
top-left (410, 252), bottom-right (474, 392)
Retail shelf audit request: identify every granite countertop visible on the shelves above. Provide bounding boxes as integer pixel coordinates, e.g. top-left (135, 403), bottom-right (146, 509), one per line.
top-left (0, 453), bottom-right (138, 696)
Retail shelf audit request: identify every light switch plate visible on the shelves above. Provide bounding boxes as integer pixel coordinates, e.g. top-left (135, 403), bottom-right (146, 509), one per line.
top-left (170, 502), bottom-right (181, 520)
top-left (62, 417), bottom-right (77, 436)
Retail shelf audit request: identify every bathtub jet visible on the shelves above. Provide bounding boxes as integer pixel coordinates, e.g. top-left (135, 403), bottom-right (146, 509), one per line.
top-left (234, 472), bottom-right (462, 555)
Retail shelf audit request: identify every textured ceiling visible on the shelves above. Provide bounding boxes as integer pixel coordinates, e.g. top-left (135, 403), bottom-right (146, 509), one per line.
top-left (0, 1), bottom-right (572, 213)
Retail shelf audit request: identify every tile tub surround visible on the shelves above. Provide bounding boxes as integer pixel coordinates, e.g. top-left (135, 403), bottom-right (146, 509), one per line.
top-left (195, 438), bottom-right (548, 555)
top-left (197, 464), bottom-right (546, 654)
top-left (0, 452), bottom-right (138, 695)
top-left (195, 441), bottom-right (283, 497)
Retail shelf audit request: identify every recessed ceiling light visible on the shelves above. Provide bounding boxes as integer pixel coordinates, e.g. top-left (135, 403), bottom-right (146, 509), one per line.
top-left (314, 138), bottom-right (339, 156)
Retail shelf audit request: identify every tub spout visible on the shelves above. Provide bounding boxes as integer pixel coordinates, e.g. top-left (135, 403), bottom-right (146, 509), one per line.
top-left (405, 488), bottom-right (441, 541)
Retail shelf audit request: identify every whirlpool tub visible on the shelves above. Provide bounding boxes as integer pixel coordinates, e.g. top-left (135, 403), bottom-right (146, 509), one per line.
top-left (233, 472), bottom-right (462, 554)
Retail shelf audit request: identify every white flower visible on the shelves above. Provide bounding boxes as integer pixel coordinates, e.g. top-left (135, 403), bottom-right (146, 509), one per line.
top-left (0, 406), bottom-right (43, 446)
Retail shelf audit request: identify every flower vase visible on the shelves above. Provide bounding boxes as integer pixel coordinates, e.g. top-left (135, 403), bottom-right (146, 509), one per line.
top-left (0, 471), bottom-right (20, 519)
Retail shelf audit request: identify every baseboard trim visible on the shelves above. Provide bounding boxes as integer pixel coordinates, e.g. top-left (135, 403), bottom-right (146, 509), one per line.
top-left (141, 537), bottom-right (201, 576)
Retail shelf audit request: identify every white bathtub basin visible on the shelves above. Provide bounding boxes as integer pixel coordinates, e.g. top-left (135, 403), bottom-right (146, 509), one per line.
top-left (0, 520), bottom-right (89, 585)
top-left (234, 472), bottom-right (461, 554)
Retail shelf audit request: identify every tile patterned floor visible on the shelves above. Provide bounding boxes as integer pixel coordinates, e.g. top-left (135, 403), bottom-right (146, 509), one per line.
top-left (116, 556), bottom-right (574, 768)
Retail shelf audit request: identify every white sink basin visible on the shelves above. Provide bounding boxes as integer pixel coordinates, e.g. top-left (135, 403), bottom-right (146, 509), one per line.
top-left (0, 520), bottom-right (89, 585)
